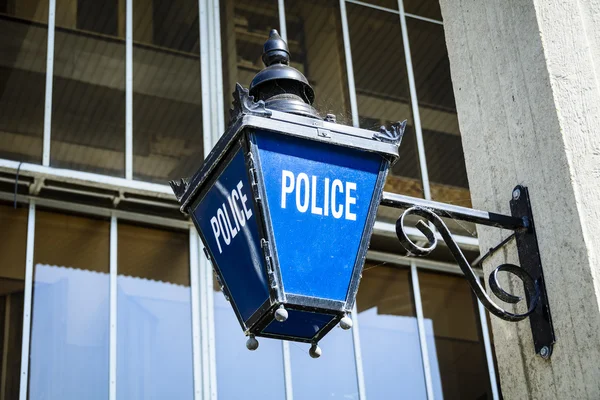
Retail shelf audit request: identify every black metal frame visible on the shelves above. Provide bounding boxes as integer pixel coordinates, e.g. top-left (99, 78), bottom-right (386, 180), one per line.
top-left (176, 86), bottom-right (402, 346)
top-left (382, 187), bottom-right (556, 358)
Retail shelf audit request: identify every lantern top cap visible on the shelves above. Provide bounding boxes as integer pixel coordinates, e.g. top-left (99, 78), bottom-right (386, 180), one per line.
top-left (249, 30), bottom-right (316, 109)
top-left (262, 29), bottom-right (290, 66)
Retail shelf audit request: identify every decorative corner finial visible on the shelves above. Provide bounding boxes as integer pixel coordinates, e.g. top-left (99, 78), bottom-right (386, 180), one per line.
top-left (229, 83), bottom-right (272, 124)
top-left (374, 120), bottom-right (407, 144)
top-left (262, 29), bottom-right (290, 67)
top-left (169, 178), bottom-right (190, 202)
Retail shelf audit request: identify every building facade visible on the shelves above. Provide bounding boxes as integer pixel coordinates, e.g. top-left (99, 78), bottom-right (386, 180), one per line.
top-left (0, 0), bottom-right (501, 399)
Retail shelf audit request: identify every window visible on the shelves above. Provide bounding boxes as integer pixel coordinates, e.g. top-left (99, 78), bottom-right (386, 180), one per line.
top-left (214, 282), bottom-right (286, 400)
top-left (419, 271), bottom-right (492, 399)
top-left (407, 17), bottom-right (471, 206)
top-left (29, 210), bottom-right (110, 399)
top-left (285, 0), bottom-right (351, 122)
top-left (404, 0), bottom-right (442, 21)
top-left (132, 0), bottom-right (203, 183)
top-left (50, 0), bottom-right (125, 175)
top-left (346, 3), bottom-right (423, 198)
top-left (220, 0), bottom-right (279, 123)
top-left (0, 0), bottom-right (48, 164)
top-left (357, 263), bottom-right (428, 398)
top-left (0, 203), bottom-right (28, 399)
top-left (289, 326), bottom-right (359, 399)
top-left (117, 222), bottom-right (194, 399)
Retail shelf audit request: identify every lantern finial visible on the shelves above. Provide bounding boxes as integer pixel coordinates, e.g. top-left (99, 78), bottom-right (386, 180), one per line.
top-left (249, 30), bottom-right (320, 118)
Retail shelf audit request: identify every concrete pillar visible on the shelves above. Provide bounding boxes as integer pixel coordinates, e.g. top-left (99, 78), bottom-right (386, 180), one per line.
top-left (438, 0), bottom-right (600, 398)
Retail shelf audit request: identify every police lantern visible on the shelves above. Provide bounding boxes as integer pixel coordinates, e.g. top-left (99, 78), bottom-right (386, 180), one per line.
top-left (171, 30), bottom-right (404, 358)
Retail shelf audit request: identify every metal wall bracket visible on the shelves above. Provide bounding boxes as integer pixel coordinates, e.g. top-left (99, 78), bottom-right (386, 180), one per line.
top-left (382, 185), bottom-right (556, 359)
top-left (510, 186), bottom-right (555, 358)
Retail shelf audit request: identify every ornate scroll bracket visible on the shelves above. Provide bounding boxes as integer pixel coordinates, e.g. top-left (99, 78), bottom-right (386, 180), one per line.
top-left (382, 185), bottom-right (556, 359)
top-left (229, 83), bottom-right (272, 125)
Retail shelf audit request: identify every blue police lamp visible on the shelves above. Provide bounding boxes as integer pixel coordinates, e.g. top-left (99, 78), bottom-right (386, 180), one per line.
top-left (171, 30), bottom-right (404, 358)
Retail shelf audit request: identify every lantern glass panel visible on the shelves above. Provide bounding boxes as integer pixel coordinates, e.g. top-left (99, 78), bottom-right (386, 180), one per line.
top-left (252, 130), bottom-right (383, 301)
top-left (191, 145), bottom-right (269, 323)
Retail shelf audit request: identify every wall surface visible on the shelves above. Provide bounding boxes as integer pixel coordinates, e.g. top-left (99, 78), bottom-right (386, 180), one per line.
top-left (439, 0), bottom-right (600, 398)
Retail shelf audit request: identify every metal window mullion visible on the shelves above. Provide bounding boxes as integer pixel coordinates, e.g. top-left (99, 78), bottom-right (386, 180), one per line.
top-left (339, 0), bottom-right (360, 128)
top-left (206, 0), bottom-right (219, 149)
top-left (109, 215), bottom-right (118, 400)
top-left (1, 295), bottom-right (10, 399)
top-left (212, 0), bottom-right (225, 136)
top-left (189, 229), bottom-right (203, 400)
top-left (199, 0), bottom-right (213, 157)
top-left (282, 341), bottom-right (293, 400)
top-left (206, 251), bottom-right (217, 399)
top-left (411, 263), bottom-right (434, 399)
top-left (345, 0), bottom-right (398, 15)
top-left (19, 201), bottom-right (35, 400)
top-left (404, 12), bottom-right (443, 25)
top-left (351, 303), bottom-right (367, 400)
top-left (198, 239), bottom-right (211, 400)
top-left (42, 0), bottom-right (56, 166)
top-left (477, 301), bottom-right (500, 400)
top-left (398, 0), bottom-right (431, 200)
top-left (278, 0), bottom-right (287, 42)
top-left (125, 0), bottom-right (133, 179)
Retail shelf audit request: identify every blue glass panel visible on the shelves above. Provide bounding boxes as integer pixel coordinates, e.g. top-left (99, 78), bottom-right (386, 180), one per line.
top-left (359, 308), bottom-right (427, 399)
top-left (254, 130), bottom-right (382, 301)
top-left (29, 265), bottom-right (110, 399)
top-left (289, 326), bottom-right (359, 399)
top-left (357, 265), bottom-right (427, 399)
top-left (193, 147), bottom-right (269, 322)
top-left (214, 289), bottom-right (286, 400)
top-left (117, 276), bottom-right (194, 399)
top-left (117, 223), bottom-right (193, 400)
top-left (29, 211), bottom-right (110, 400)
top-left (262, 309), bottom-right (335, 339)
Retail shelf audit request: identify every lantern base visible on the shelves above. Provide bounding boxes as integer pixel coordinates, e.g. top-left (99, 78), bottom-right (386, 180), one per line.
top-left (245, 297), bottom-right (348, 344)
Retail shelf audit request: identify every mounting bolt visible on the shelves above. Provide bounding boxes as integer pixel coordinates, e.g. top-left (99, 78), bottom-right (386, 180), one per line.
top-left (340, 315), bottom-right (353, 330)
top-left (539, 346), bottom-right (551, 359)
top-left (246, 335), bottom-right (259, 351)
top-left (274, 305), bottom-right (288, 322)
top-left (512, 188), bottom-right (521, 200)
top-left (309, 343), bottom-right (322, 359)
top-left (325, 113), bottom-right (336, 123)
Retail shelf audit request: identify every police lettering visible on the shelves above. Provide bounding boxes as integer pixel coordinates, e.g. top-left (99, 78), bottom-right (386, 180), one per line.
top-left (210, 180), bottom-right (253, 254)
top-left (281, 170), bottom-right (356, 221)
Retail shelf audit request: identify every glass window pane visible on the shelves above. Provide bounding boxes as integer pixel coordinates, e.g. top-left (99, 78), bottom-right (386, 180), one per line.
top-left (117, 223), bottom-right (193, 399)
top-left (357, 264), bottom-right (427, 398)
top-left (347, 3), bottom-right (423, 198)
top-left (51, 0), bottom-right (125, 176)
top-left (403, 0), bottom-right (442, 21)
top-left (0, 203), bottom-right (28, 399)
top-left (132, 0), bottom-right (203, 183)
top-left (407, 19), bottom-right (471, 207)
top-left (214, 283), bottom-right (286, 400)
top-left (30, 210), bottom-right (110, 399)
top-left (285, 0), bottom-right (351, 122)
top-left (0, 1), bottom-right (48, 163)
top-left (220, 0), bottom-right (279, 122)
top-left (419, 271), bottom-right (492, 399)
top-left (290, 327), bottom-right (359, 399)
